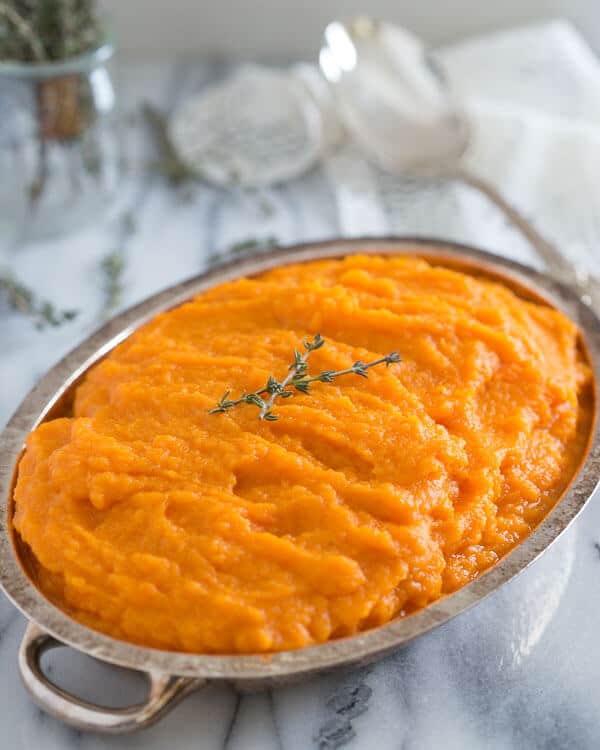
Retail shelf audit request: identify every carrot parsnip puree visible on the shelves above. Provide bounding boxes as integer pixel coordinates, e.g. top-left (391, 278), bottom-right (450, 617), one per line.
top-left (13, 255), bottom-right (591, 653)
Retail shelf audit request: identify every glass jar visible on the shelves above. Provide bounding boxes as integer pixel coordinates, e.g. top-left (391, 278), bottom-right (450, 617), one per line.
top-left (0, 40), bottom-right (120, 245)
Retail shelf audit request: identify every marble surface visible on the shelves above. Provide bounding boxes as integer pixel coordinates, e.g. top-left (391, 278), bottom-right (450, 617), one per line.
top-left (2, 54), bottom-right (600, 750)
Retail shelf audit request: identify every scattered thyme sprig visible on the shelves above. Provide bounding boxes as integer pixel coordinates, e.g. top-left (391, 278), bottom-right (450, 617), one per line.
top-left (209, 334), bottom-right (401, 421)
top-left (227, 236), bottom-right (279, 255)
top-left (142, 102), bottom-right (201, 188)
top-left (0, 271), bottom-right (77, 329)
top-left (99, 250), bottom-right (125, 318)
top-left (207, 235), bottom-right (279, 265)
top-left (98, 210), bottom-right (136, 319)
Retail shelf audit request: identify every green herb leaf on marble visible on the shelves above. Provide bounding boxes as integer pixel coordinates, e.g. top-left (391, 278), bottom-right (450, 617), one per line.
top-left (0, 270), bottom-right (77, 329)
top-left (209, 335), bottom-right (401, 421)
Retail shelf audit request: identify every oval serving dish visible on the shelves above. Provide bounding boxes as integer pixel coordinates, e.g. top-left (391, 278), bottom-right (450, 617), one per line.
top-left (1, 237), bottom-right (599, 733)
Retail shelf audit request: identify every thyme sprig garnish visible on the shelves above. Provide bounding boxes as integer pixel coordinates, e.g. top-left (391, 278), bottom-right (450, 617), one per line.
top-left (209, 333), bottom-right (325, 421)
top-left (209, 334), bottom-right (401, 421)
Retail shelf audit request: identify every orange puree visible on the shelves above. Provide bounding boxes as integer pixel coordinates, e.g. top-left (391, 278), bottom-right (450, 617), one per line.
top-left (12, 255), bottom-right (591, 653)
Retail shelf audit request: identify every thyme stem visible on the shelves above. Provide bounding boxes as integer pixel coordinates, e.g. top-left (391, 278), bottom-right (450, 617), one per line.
top-left (292, 355), bottom-right (399, 389)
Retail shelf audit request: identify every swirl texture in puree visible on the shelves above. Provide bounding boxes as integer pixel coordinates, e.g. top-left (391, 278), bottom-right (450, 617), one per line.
top-left (13, 255), bottom-right (592, 653)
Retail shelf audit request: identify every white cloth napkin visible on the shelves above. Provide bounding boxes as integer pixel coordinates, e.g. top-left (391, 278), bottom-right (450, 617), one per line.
top-left (317, 19), bottom-right (600, 274)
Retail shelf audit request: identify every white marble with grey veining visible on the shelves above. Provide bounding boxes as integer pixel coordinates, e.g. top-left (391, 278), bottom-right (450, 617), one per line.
top-left (2, 55), bottom-right (600, 750)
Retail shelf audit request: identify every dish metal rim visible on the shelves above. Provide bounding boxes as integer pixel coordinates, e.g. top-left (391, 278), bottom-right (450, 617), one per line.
top-left (1, 235), bottom-right (599, 685)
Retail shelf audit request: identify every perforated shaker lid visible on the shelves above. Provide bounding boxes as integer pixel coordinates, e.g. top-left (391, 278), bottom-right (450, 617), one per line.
top-left (169, 65), bottom-right (324, 187)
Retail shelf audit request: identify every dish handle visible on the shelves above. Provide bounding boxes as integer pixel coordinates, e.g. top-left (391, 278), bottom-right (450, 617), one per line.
top-left (18, 622), bottom-right (203, 733)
